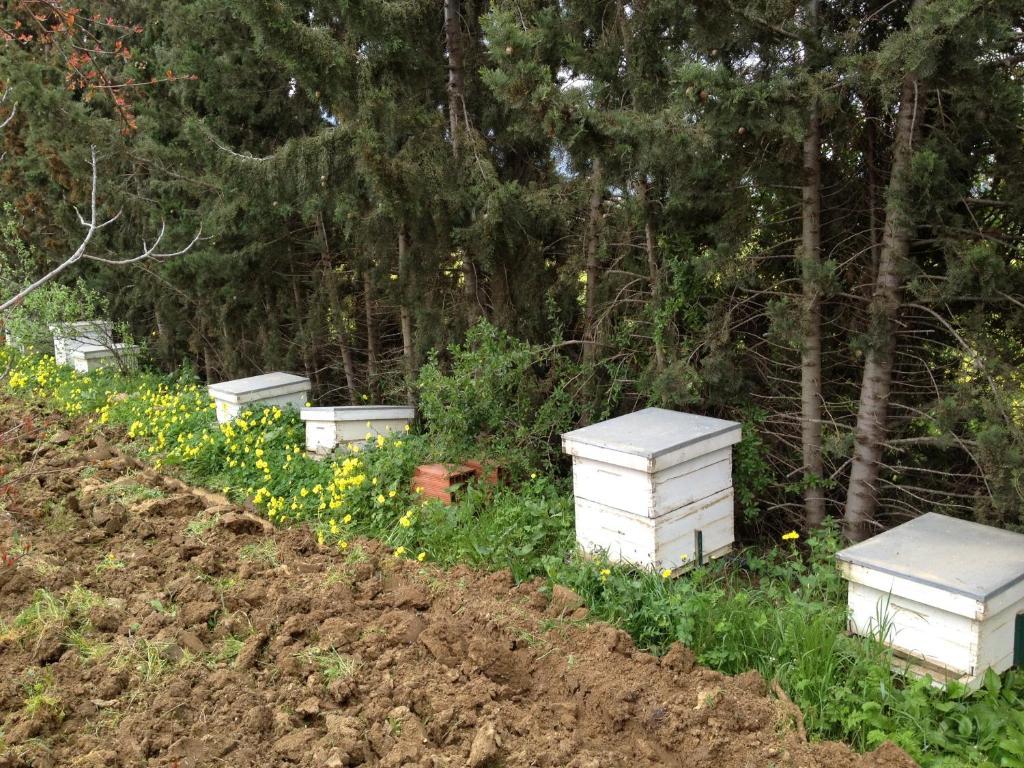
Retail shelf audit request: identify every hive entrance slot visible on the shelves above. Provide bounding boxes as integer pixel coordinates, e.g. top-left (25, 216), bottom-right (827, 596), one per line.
top-left (695, 529), bottom-right (703, 567)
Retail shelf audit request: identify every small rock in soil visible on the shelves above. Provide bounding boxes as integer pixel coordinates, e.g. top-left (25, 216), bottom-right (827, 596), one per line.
top-left (468, 721), bottom-right (500, 767)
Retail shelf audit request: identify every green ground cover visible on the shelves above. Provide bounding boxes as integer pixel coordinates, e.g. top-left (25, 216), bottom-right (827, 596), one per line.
top-left (3, 348), bottom-right (1024, 767)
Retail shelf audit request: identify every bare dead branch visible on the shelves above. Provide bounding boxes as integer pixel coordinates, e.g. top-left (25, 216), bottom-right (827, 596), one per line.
top-left (0, 146), bottom-right (201, 313)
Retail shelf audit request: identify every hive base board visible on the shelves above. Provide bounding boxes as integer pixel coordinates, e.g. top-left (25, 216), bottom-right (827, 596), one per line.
top-left (214, 392), bottom-right (308, 424)
top-left (576, 542), bottom-right (732, 576)
top-left (892, 649), bottom-right (983, 692)
top-left (844, 636), bottom-right (986, 692)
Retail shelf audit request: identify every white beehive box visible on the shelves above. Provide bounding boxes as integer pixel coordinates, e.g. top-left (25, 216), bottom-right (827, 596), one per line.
top-left (208, 372), bottom-right (311, 424)
top-left (562, 408), bottom-right (742, 572)
top-left (300, 406), bottom-right (415, 456)
top-left (837, 513), bottom-right (1024, 689)
top-left (50, 320), bottom-right (114, 365)
top-left (71, 343), bottom-right (139, 373)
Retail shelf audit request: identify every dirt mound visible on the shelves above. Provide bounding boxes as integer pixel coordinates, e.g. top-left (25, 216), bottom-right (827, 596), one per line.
top-left (0, 406), bottom-right (916, 767)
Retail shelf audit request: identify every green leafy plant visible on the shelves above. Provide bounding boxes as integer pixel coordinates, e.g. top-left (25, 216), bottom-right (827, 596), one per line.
top-left (416, 320), bottom-right (578, 474)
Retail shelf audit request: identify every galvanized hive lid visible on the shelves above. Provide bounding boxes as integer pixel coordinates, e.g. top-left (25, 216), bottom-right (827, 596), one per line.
top-left (561, 407), bottom-right (741, 472)
top-left (300, 405), bottom-right (415, 422)
top-left (837, 513), bottom-right (1024, 601)
top-left (49, 319), bottom-right (113, 332)
top-left (207, 372), bottom-right (310, 405)
top-left (72, 344), bottom-right (122, 359)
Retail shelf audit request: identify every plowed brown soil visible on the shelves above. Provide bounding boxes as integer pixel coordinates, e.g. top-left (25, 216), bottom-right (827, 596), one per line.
top-left (0, 402), bottom-right (916, 768)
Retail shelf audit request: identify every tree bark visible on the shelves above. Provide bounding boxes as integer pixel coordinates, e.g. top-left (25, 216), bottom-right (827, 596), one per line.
top-left (444, 0), bottom-right (481, 324)
top-left (844, 71), bottom-right (922, 541)
top-left (635, 178), bottom-right (664, 373)
top-left (363, 267), bottom-right (380, 397)
top-left (444, 0), bottom-right (465, 157)
top-left (291, 273), bottom-right (316, 388)
top-left (316, 212), bottom-right (358, 404)
top-left (864, 100), bottom-right (884, 296)
top-left (398, 226), bottom-right (417, 406)
top-left (800, 0), bottom-right (825, 528)
top-left (582, 158), bottom-right (604, 364)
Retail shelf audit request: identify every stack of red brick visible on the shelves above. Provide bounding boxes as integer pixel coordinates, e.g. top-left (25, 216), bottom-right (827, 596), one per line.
top-left (412, 460), bottom-right (505, 504)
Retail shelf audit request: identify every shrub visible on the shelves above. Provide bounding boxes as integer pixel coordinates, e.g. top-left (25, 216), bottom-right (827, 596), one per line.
top-left (416, 320), bottom-right (578, 474)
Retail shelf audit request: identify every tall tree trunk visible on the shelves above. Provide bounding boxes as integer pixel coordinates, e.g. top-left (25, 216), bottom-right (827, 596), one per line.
top-left (363, 268), bottom-right (380, 398)
top-left (635, 178), bottom-right (665, 373)
top-left (444, 0), bottom-right (481, 325)
top-left (316, 213), bottom-right (358, 404)
top-left (864, 101), bottom-right (884, 295)
top-left (291, 275), bottom-right (316, 388)
top-left (582, 158), bottom-right (604, 364)
top-left (398, 226), bottom-right (417, 406)
top-left (489, 262), bottom-right (514, 332)
top-left (844, 72), bottom-right (922, 541)
top-left (800, 0), bottom-right (825, 527)
top-left (445, 0), bottom-right (464, 157)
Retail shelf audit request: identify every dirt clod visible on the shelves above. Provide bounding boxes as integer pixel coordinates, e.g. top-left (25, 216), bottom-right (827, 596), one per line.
top-left (468, 721), bottom-right (500, 767)
top-left (546, 584), bottom-right (584, 617)
top-left (220, 510), bottom-right (273, 535)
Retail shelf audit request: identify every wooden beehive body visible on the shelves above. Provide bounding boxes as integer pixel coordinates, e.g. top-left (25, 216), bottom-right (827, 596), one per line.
top-left (300, 406), bottom-right (415, 456)
top-left (50, 320), bottom-right (114, 366)
top-left (562, 408), bottom-right (742, 572)
top-left (70, 343), bottom-right (139, 373)
top-left (837, 513), bottom-right (1024, 689)
top-left (207, 372), bottom-right (311, 424)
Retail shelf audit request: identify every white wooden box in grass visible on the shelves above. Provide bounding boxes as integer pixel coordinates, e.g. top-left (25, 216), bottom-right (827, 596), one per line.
top-left (50, 320), bottom-right (114, 366)
top-left (208, 372), bottom-right (311, 424)
top-left (837, 513), bottom-right (1024, 690)
top-left (562, 408), bottom-right (742, 572)
top-left (70, 343), bottom-right (139, 373)
top-left (300, 405), bottom-right (415, 456)
top-left (4, 329), bottom-right (23, 351)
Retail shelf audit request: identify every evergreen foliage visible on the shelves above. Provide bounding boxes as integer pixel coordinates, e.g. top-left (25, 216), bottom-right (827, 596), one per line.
top-left (2, 0), bottom-right (1024, 533)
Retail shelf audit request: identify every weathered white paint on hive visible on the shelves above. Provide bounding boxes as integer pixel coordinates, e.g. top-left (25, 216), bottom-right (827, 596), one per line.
top-left (562, 408), bottom-right (742, 571)
top-left (70, 343), bottom-right (139, 373)
top-left (300, 406), bottom-right (415, 456)
top-left (575, 490), bottom-right (734, 571)
top-left (571, 449), bottom-right (733, 519)
top-left (50, 320), bottom-right (114, 365)
top-left (207, 372), bottom-right (311, 424)
top-left (837, 513), bottom-right (1024, 690)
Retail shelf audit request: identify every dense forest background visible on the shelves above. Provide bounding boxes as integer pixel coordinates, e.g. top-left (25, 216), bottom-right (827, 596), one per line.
top-left (2, 0), bottom-right (1023, 540)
